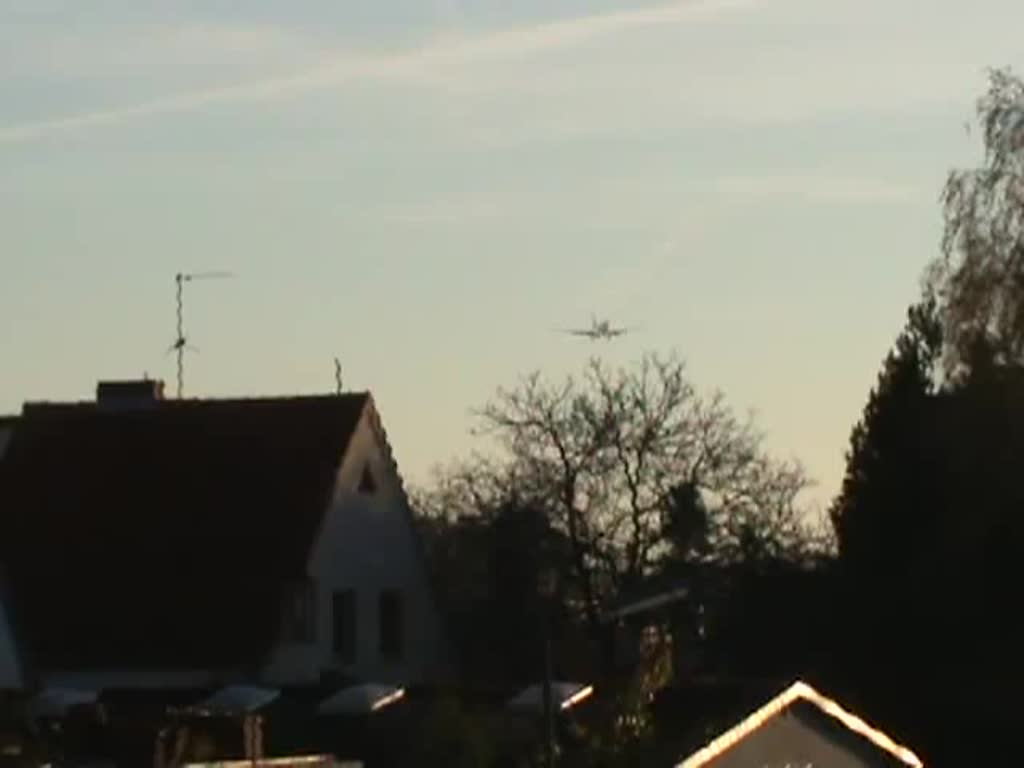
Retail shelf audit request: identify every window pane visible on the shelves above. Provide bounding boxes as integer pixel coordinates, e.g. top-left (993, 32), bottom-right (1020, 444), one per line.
top-left (378, 590), bottom-right (402, 660)
top-left (359, 464), bottom-right (377, 493)
top-left (333, 590), bottom-right (356, 663)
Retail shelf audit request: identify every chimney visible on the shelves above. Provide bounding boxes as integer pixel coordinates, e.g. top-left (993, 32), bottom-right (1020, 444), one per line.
top-left (96, 379), bottom-right (165, 408)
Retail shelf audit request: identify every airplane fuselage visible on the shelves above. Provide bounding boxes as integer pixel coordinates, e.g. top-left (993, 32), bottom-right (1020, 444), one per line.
top-left (560, 316), bottom-right (630, 340)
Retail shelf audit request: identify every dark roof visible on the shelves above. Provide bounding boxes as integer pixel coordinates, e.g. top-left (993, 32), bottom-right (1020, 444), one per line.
top-left (0, 393), bottom-right (369, 669)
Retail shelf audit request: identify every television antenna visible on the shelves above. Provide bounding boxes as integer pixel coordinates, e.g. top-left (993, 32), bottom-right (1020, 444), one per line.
top-left (334, 358), bottom-right (343, 395)
top-left (170, 271), bottom-right (234, 398)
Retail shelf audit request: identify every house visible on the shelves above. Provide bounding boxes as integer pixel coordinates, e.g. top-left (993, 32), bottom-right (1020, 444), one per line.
top-left (0, 379), bottom-right (449, 690)
top-left (675, 680), bottom-right (923, 767)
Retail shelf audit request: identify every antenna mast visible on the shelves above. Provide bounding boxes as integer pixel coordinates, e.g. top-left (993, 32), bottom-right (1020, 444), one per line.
top-left (171, 271), bottom-right (233, 398)
top-left (334, 358), bottom-right (343, 395)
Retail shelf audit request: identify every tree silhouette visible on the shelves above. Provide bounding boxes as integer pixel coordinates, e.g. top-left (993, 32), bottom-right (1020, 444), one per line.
top-left (663, 481), bottom-right (709, 559)
top-left (412, 489), bottom-right (573, 686)
top-left (830, 298), bottom-right (942, 572)
top-left (828, 299), bottom-right (943, 698)
top-left (825, 285), bottom-right (1024, 762)
top-left (423, 352), bottom-right (815, 639)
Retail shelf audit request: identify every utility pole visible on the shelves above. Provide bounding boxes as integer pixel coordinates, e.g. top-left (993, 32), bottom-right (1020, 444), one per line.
top-left (539, 566), bottom-right (556, 768)
top-left (171, 271), bottom-right (232, 398)
top-left (542, 630), bottom-right (554, 768)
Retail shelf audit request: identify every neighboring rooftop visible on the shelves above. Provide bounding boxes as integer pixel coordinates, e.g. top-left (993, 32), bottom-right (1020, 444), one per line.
top-left (0, 381), bottom-right (371, 669)
top-left (676, 680), bottom-right (923, 768)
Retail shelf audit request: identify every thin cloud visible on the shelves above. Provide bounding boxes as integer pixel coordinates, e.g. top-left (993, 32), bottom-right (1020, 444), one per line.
top-left (357, 199), bottom-right (509, 225)
top-left (0, 0), bottom-right (757, 144)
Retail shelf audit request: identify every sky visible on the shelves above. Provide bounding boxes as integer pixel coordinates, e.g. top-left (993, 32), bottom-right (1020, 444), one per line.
top-left (2, 0), bottom-right (1023, 515)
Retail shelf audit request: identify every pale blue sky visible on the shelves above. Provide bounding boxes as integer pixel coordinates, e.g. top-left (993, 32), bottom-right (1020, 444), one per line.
top-left (2, 0), bottom-right (1022, 513)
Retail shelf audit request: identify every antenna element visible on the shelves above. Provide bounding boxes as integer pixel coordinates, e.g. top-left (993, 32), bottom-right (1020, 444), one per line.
top-left (171, 271), bottom-right (233, 398)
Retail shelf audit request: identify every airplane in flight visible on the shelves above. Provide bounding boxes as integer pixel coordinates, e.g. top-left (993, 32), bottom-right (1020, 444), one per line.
top-left (557, 315), bottom-right (635, 340)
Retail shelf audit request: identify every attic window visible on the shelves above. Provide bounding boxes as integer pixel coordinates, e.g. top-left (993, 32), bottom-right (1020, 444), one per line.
top-left (358, 464), bottom-right (377, 494)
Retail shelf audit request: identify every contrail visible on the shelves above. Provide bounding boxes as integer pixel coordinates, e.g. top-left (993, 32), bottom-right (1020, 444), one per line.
top-left (0, 55), bottom-right (416, 143)
top-left (0, 0), bottom-right (758, 145)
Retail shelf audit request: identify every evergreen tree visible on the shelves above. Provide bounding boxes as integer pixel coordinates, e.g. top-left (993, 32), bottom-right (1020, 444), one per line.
top-left (829, 298), bottom-right (942, 575)
top-left (827, 298), bottom-right (943, 736)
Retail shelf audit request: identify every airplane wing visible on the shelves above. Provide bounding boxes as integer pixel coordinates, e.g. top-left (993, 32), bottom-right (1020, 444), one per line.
top-left (555, 328), bottom-right (596, 337)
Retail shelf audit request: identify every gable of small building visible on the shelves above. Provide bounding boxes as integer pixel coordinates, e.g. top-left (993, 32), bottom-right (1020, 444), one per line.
top-left (675, 681), bottom-right (923, 768)
top-left (262, 397), bottom-right (449, 685)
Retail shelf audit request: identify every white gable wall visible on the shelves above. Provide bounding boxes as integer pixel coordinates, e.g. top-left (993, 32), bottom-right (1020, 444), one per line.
top-left (262, 406), bottom-right (447, 685)
top-left (684, 708), bottom-right (895, 767)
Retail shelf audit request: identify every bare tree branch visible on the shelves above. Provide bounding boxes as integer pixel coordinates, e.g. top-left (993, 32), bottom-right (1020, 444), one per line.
top-left (929, 67), bottom-right (1024, 376)
top-left (420, 351), bottom-right (817, 628)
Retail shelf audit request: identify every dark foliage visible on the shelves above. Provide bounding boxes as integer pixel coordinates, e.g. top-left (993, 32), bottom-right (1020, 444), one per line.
top-left (828, 293), bottom-right (1024, 763)
top-left (830, 298), bottom-right (942, 580)
top-left (416, 498), bottom-right (577, 688)
top-left (401, 696), bottom-right (496, 768)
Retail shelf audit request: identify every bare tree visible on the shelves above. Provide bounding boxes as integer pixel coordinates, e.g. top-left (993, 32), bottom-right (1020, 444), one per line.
top-left (928, 67), bottom-right (1024, 376)
top-left (425, 352), bottom-right (815, 630)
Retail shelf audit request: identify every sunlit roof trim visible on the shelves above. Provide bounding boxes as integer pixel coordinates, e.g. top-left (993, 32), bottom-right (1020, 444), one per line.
top-left (183, 756), bottom-right (338, 767)
top-left (506, 681), bottom-right (595, 714)
top-left (370, 687), bottom-right (405, 711)
top-left (316, 683), bottom-right (406, 715)
top-left (560, 684), bottom-right (594, 710)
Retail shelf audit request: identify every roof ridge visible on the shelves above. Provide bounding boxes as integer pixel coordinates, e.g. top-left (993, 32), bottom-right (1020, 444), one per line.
top-left (166, 391), bottom-right (371, 402)
top-left (152, 392), bottom-right (371, 408)
top-left (364, 398), bottom-right (406, 499)
top-left (21, 392), bottom-right (370, 412)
